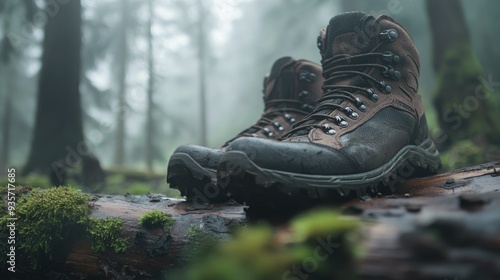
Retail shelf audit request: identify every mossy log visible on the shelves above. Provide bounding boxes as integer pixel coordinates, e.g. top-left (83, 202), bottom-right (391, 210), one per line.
top-left (1, 161), bottom-right (499, 280)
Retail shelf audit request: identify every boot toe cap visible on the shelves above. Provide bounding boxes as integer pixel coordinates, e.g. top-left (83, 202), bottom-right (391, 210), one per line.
top-left (227, 138), bottom-right (358, 175)
top-left (171, 144), bottom-right (224, 169)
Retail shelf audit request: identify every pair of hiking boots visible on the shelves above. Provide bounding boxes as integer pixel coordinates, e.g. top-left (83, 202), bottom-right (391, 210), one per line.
top-left (167, 12), bottom-right (441, 211)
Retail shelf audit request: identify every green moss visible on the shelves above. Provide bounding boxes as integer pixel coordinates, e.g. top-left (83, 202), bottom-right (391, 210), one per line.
top-left (17, 187), bottom-right (91, 268)
top-left (440, 139), bottom-right (487, 170)
top-left (164, 186), bottom-right (182, 198)
top-left (106, 174), bottom-right (125, 187)
top-left (183, 209), bottom-right (361, 280)
top-left (139, 210), bottom-right (175, 230)
top-left (0, 214), bottom-right (7, 234)
top-left (126, 182), bottom-right (150, 195)
top-left (433, 43), bottom-right (500, 146)
top-left (0, 174), bottom-right (51, 189)
top-left (291, 209), bottom-right (360, 241)
top-left (87, 217), bottom-right (128, 253)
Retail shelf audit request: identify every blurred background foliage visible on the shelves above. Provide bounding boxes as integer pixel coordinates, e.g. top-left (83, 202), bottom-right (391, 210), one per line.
top-left (0, 0), bottom-right (499, 192)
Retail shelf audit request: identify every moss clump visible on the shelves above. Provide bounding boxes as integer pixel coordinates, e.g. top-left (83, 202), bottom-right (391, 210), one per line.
top-left (1, 186), bottom-right (131, 270)
top-left (87, 217), bottom-right (128, 253)
top-left (183, 209), bottom-right (361, 280)
top-left (440, 140), bottom-right (484, 170)
top-left (433, 43), bottom-right (500, 147)
top-left (139, 210), bottom-right (175, 230)
top-left (17, 187), bottom-right (91, 268)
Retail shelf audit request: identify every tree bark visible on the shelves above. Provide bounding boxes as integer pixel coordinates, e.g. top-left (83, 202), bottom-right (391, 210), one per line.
top-left (426, 0), bottom-right (500, 148)
top-left (426, 0), bottom-right (470, 71)
top-left (2, 162), bottom-right (499, 279)
top-left (23, 0), bottom-right (85, 177)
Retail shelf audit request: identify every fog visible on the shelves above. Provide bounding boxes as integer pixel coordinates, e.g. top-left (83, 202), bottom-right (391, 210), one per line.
top-left (1, 0), bottom-right (499, 173)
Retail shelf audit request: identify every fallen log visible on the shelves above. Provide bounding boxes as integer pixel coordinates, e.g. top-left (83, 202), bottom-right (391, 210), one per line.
top-left (351, 161), bottom-right (500, 280)
top-left (0, 189), bottom-right (246, 279)
top-left (0, 161), bottom-right (499, 279)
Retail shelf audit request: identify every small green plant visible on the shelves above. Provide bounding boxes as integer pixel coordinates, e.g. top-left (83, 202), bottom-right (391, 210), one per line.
top-left (139, 210), bottom-right (174, 230)
top-left (87, 217), bottom-right (128, 253)
top-left (17, 187), bottom-right (91, 268)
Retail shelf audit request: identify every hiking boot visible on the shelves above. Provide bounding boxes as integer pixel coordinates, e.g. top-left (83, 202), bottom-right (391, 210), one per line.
top-left (218, 12), bottom-right (441, 210)
top-left (166, 57), bottom-right (324, 203)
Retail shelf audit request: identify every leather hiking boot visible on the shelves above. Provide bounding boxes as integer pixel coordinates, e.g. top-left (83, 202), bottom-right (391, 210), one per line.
top-left (166, 57), bottom-right (324, 203)
top-left (218, 12), bottom-right (441, 211)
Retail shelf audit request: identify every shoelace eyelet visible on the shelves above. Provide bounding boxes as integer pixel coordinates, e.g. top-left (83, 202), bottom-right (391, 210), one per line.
top-left (298, 90), bottom-right (309, 98)
top-left (355, 97), bottom-right (367, 112)
top-left (284, 114), bottom-right (296, 124)
top-left (301, 104), bottom-right (315, 112)
top-left (299, 70), bottom-right (317, 83)
top-left (344, 107), bottom-right (359, 120)
top-left (334, 116), bottom-right (348, 128)
top-left (379, 29), bottom-right (398, 42)
top-left (273, 121), bottom-right (284, 131)
top-left (382, 66), bottom-right (401, 80)
top-left (263, 128), bottom-right (274, 138)
top-left (366, 88), bottom-right (379, 101)
top-left (378, 81), bottom-right (392, 94)
top-left (382, 51), bottom-right (400, 64)
top-left (322, 124), bottom-right (336, 135)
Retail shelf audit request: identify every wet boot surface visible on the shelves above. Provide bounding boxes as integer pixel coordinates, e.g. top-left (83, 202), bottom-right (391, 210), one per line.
top-left (219, 12), bottom-right (441, 212)
top-left (167, 57), bottom-right (323, 203)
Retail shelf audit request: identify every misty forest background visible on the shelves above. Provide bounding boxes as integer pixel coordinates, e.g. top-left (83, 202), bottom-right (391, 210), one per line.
top-left (0, 0), bottom-right (499, 195)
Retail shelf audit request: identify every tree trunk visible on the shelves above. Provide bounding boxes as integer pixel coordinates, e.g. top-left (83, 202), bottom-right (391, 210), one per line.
top-left (426, 0), bottom-right (500, 148)
top-left (197, 0), bottom-right (208, 147)
top-left (2, 162), bottom-right (499, 279)
top-left (426, 0), bottom-right (469, 71)
top-left (145, 0), bottom-right (155, 172)
top-left (23, 0), bottom-right (84, 178)
top-left (114, 0), bottom-right (129, 167)
top-left (0, 65), bottom-right (13, 171)
top-left (0, 2), bottom-right (14, 171)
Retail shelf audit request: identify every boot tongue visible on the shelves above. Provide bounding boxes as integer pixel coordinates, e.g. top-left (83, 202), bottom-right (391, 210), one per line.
top-left (263, 56), bottom-right (296, 101)
top-left (319, 11), bottom-right (374, 59)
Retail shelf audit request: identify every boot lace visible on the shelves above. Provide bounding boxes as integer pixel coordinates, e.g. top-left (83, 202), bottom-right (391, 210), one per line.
top-left (282, 37), bottom-right (398, 137)
top-left (222, 99), bottom-right (310, 146)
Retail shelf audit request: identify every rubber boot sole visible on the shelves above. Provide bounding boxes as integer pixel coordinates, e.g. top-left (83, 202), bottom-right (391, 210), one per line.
top-left (217, 137), bottom-right (440, 211)
top-left (167, 153), bottom-right (229, 203)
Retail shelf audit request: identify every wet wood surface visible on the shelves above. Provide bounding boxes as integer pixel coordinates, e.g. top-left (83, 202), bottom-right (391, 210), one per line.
top-left (351, 161), bottom-right (500, 280)
top-left (2, 161), bottom-right (499, 279)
